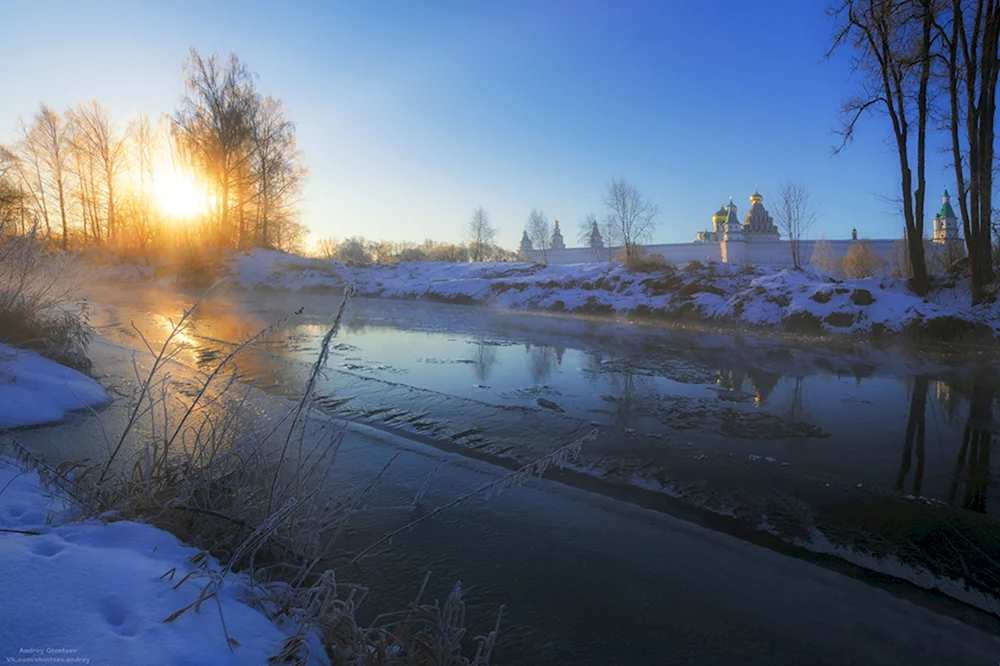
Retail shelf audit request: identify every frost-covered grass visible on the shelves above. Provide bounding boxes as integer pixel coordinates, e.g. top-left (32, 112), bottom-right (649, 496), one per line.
top-left (0, 228), bottom-right (93, 371)
top-left (89, 248), bottom-right (1000, 343)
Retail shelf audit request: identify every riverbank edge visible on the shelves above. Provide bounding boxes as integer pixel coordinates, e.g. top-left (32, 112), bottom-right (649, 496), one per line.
top-left (233, 280), bottom-right (1000, 350)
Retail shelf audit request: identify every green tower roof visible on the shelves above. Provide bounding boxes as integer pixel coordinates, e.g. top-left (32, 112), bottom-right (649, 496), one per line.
top-left (937, 189), bottom-right (957, 220)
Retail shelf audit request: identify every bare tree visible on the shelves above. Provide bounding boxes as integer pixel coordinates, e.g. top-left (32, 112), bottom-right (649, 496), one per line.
top-left (0, 147), bottom-right (27, 233)
top-left (773, 182), bottom-right (819, 268)
top-left (250, 96), bottom-right (303, 249)
top-left (127, 113), bottom-right (159, 251)
top-left (937, 0), bottom-right (999, 302)
top-left (173, 49), bottom-right (257, 247)
top-left (34, 105), bottom-right (73, 250)
top-left (603, 178), bottom-right (658, 260)
top-left (576, 214), bottom-right (595, 246)
top-left (70, 101), bottom-right (127, 245)
top-left (465, 207), bottom-right (497, 262)
top-left (315, 237), bottom-right (338, 260)
top-left (829, 0), bottom-right (934, 295)
top-left (12, 120), bottom-right (51, 239)
top-left (525, 209), bottom-right (550, 262)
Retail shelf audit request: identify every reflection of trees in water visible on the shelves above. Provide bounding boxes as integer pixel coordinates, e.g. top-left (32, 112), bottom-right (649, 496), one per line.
top-left (528, 345), bottom-right (556, 384)
top-left (788, 377), bottom-right (805, 422)
top-left (607, 369), bottom-right (646, 428)
top-left (473, 337), bottom-right (498, 383)
top-left (948, 373), bottom-right (994, 513)
top-left (523, 344), bottom-right (567, 384)
top-left (895, 375), bottom-right (929, 496)
top-left (584, 351), bottom-right (607, 384)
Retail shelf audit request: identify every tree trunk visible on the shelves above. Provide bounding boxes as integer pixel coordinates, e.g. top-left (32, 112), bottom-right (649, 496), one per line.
top-left (18, 184), bottom-right (26, 235)
top-left (105, 166), bottom-right (116, 246)
top-left (56, 171), bottom-right (67, 251)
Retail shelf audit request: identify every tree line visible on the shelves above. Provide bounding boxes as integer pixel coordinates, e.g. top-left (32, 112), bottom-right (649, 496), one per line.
top-left (315, 236), bottom-right (518, 264)
top-left (0, 48), bottom-right (306, 255)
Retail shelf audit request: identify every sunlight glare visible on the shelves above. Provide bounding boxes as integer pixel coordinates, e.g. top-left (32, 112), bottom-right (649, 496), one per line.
top-left (153, 166), bottom-right (212, 220)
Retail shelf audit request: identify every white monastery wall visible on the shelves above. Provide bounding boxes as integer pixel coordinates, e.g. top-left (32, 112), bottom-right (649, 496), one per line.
top-left (521, 238), bottom-right (919, 277)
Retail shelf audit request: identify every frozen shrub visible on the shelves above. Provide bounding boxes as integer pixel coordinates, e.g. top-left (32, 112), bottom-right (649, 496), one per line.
top-left (842, 240), bottom-right (884, 279)
top-left (809, 237), bottom-right (840, 277)
top-left (624, 248), bottom-right (672, 273)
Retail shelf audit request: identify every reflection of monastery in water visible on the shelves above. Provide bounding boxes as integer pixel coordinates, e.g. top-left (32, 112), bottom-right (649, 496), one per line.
top-left (716, 366), bottom-right (781, 406)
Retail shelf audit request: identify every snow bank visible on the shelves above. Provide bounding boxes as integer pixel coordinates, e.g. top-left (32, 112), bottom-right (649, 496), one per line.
top-left (87, 249), bottom-right (1000, 342)
top-left (799, 528), bottom-right (1000, 618)
top-left (0, 458), bottom-right (314, 666)
top-left (0, 344), bottom-right (110, 430)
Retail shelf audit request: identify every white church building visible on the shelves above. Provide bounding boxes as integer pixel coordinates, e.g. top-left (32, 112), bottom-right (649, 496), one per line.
top-left (519, 189), bottom-right (962, 274)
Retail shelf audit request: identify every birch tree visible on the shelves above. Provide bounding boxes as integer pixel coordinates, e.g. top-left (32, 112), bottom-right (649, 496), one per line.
top-left (603, 178), bottom-right (658, 260)
top-left (774, 182), bottom-right (819, 268)
top-left (526, 209), bottom-right (550, 262)
top-left (466, 207), bottom-right (497, 262)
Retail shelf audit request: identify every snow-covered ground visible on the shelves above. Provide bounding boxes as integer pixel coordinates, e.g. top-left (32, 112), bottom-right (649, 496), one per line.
top-left (86, 249), bottom-right (1000, 341)
top-left (0, 347), bottom-right (320, 665)
top-left (0, 343), bottom-right (110, 430)
top-left (0, 458), bottom-right (313, 666)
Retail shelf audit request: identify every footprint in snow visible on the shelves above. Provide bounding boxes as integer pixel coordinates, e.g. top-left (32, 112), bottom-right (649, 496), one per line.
top-left (29, 537), bottom-right (65, 558)
top-left (100, 594), bottom-right (138, 637)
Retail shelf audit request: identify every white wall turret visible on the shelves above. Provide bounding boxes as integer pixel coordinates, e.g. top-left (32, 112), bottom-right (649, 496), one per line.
top-left (520, 230), bottom-right (533, 254)
top-left (550, 220), bottom-right (566, 250)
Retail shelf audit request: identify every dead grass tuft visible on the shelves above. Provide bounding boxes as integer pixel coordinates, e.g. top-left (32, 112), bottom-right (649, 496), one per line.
top-left (0, 223), bottom-right (92, 371)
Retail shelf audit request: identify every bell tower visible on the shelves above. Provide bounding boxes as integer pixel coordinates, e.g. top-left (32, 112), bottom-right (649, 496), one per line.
top-left (932, 189), bottom-right (959, 243)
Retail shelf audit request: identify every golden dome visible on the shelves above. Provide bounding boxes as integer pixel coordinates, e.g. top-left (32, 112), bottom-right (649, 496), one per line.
top-left (712, 206), bottom-right (728, 223)
top-left (750, 189), bottom-right (763, 205)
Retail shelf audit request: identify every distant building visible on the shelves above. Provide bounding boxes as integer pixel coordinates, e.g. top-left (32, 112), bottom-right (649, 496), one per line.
top-left (519, 185), bottom-right (963, 274)
top-left (550, 220), bottom-right (566, 250)
top-left (695, 191), bottom-right (779, 243)
top-left (520, 230), bottom-right (533, 254)
top-left (932, 189), bottom-right (960, 243)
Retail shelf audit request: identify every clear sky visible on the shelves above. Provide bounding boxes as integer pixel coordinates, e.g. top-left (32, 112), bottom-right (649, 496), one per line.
top-left (1, 0), bottom-right (959, 248)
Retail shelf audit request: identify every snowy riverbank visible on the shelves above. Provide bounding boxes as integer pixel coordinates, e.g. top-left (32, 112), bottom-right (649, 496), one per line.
top-left (0, 345), bottom-right (321, 666)
top-left (89, 249), bottom-right (1000, 343)
top-left (0, 343), bottom-right (110, 430)
top-left (0, 458), bottom-right (313, 666)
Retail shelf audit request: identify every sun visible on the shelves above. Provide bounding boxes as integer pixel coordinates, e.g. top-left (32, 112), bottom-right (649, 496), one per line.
top-left (153, 167), bottom-right (212, 220)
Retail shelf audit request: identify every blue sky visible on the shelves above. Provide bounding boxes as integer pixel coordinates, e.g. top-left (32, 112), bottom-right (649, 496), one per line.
top-left (1, 0), bottom-right (958, 248)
